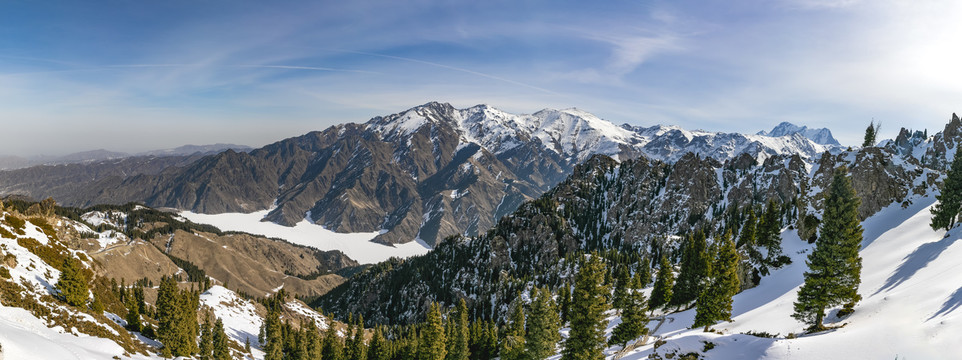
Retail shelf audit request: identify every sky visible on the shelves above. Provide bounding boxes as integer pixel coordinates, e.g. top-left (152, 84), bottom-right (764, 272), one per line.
top-left (1, 0), bottom-right (960, 156)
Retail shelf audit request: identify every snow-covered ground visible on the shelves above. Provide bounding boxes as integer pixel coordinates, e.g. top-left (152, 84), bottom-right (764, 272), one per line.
top-left (610, 194), bottom-right (962, 359)
top-left (0, 306), bottom-right (154, 360)
top-left (180, 210), bottom-right (431, 264)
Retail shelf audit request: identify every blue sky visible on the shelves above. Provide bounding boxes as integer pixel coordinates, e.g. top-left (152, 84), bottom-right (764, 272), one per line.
top-left (1, 0), bottom-right (960, 155)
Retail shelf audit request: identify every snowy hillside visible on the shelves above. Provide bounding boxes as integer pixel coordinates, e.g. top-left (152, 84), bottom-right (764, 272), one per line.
top-left (595, 194), bottom-right (959, 359)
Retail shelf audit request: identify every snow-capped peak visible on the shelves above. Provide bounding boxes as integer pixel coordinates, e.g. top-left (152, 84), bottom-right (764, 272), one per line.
top-left (758, 121), bottom-right (841, 146)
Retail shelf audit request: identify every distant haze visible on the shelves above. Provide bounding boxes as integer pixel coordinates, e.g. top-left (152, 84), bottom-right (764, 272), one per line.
top-left (2, 1), bottom-right (960, 155)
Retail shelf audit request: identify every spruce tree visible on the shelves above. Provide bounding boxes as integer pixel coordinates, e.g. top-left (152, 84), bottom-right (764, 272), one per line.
top-left (671, 230), bottom-right (711, 309)
top-left (500, 298), bottom-right (526, 360)
top-left (693, 230), bottom-right (740, 331)
top-left (737, 207), bottom-right (757, 249)
top-left (610, 275), bottom-right (649, 347)
top-left (368, 326), bottom-right (389, 360)
top-left (611, 265), bottom-right (631, 312)
top-left (931, 149), bottom-right (962, 231)
top-left (56, 257), bottom-right (88, 307)
top-left (862, 120), bottom-right (878, 147)
top-left (635, 256), bottom-right (651, 288)
top-left (483, 321), bottom-right (498, 360)
top-left (757, 199), bottom-right (786, 272)
top-left (648, 254), bottom-right (674, 312)
top-left (447, 299), bottom-right (470, 360)
top-left (322, 325), bottom-right (344, 360)
top-left (420, 302), bottom-right (447, 360)
top-left (125, 295), bottom-right (142, 332)
top-left (793, 168), bottom-right (864, 331)
top-left (348, 315), bottom-right (366, 360)
top-left (562, 255), bottom-right (609, 360)
top-left (199, 314), bottom-right (214, 359)
top-left (211, 318), bottom-right (230, 360)
top-left (263, 308), bottom-right (284, 360)
top-left (559, 283), bottom-right (572, 324)
top-left (525, 287), bottom-right (561, 360)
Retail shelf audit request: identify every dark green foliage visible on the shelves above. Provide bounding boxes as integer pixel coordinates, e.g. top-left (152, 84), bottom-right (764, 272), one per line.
top-left (648, 255), bottom-right (674, 311)
top-left (693, 230), bottom-right (740, 331)
top-left (262, 308), bottom-right (283, 360)
top-left (931, 149), bottom-right (962, 231)
top-left (671, 231), bottom-right (711, 308)
top-left (447, 299), bottom-right (470, 360)
top-left (862, 120), bottom-right (878, 147)
top-left (155, 276), bottom-right (200, 357)
top-left (322, 323), bottom-right (344, 360)
top-left (793, 168), bottom-right (864, 331)
top-left (500, 299), bottom-right (526, 360)
top-left (420, 302), bottom-right (447, 360)
top-left (562, 255), bottom-right (609, 360)
top-left (199, 315), bottom-right (214, 360)
top-left (347, 315), bottom-right (367, 360)
top-left (125, 296), bottom-right (142, 332)
top-left (609, 275), bottom-right (649, 347)
top-left (559, 283), bottom-right (572, 324)
top-left (525, 287), bottom-right (561, 360)
top-left (612, 265), bottom-right (631, 311)
top-left (56, 257), bottom-right (89, 307)
top-left (369, 326), bottom-right (389, 360)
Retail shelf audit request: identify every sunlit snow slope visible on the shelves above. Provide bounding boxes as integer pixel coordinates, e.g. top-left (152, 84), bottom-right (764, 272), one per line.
top-left (606, 195), bottom-right (961, 359)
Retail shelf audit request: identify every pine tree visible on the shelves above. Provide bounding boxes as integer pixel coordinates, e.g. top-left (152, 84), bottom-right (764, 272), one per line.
top-left (56, 257), bottom-right (88, 307)
top-left (199, 314), bottom-right (214, 360)
top-left (263, 308), bottom-right (284, 360)
top-left (559, 283), bottom-right (572, 324)
top-left (353, 315), bottom-right (367, 360)
top-left (368, 326), bottom-right (389, 360)
top-left (635, 256), bottom-right (651, 288)
top-left (793, 168), bottom-right (864, 331)
top-left (483, 321), bottom-right (498, 360)
top-left (611, 265), bottom-right (631, 312)
top-left (525, 287), bottom-right (561, 360)
top-left (862, 120), bottom-right (878, 147)
top-left (322, 325), bottom-right (344, 360)
top-left (648, 254), bottom-right (674, 312)
top-left (757, 200), bottom-right (786, 272)
top-left (671, 230), bottom-right (711, 308)
top-left (500, 298), bottom-right (526, 360)
top-left (562, 255), bottom-right (609, 360)
top-left (609, 275), bottom-right (649, 347)
top-left (420, 302), bottom-right (447, 360)
top-left (932, 149), bottom-right (962, 231)
top-left (212, 318), bottom-right (230, 360)
top-left (125, 295), bottom-right (142, 332)
top-left (447, 299), bottom-right (470, 360)
top-left (693, 230), bottom-right (740, 331)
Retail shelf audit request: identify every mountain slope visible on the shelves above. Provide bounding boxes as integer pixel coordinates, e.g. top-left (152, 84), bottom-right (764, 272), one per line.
top-left (758, 121), bottom-right (841, 146)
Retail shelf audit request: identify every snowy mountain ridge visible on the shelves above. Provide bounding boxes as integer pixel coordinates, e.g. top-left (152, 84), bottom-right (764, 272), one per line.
top-left (758, 121), bottom-right (841, 146)
top-left (368, 102), bottom-right (841, 165)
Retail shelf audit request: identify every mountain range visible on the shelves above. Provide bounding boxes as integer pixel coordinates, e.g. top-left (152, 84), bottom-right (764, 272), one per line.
top-left (0, 102), bottom-right (842, 247)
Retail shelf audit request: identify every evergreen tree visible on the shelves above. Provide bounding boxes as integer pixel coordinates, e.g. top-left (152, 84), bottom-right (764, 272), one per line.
top-left (212, 318), bottom-right (231, 360)
top-left (932, 149), bottom-right (962, 231)
top-left (611, 265), bottom-right (631, 312)
top-left (322, 324), bottom-right (344, 360)
top-left (156, 276), bottom-right (199, 357)
top-left (447, 299), bottom-right (470, 360)
top-left (635, 256), bottom-right (651, 288)
top-left (670, 230), bottom-right (711, 308)
top-left (757, 199), bottom-right (786, 272)
top-left (648, 254), bottom-right (674, 312)
top-left (125, 295), bottom-right (142, 332)
top-left (56, 257), bottom-right (88, 307)
top-left (561, 255), bottom-right (609, 360)
top-left (420, 302), bottom-right (447, 360)
top-left (354, 315), bottom-right (368, 360)
top-left (862, 120), bottom-right (878, 147)
top-left (369, 326), bottom-right (389, 360)
top-left (199, 314), bottom-right (214, 360)
top-left (500, 298), bottom-right (526, 360)
top-left (304, 322), bottom-right (323, 360)
top-left (262, 308), bottom-right (284, 360)
top-left (609, 275), bottom-right (649, 347)
top-left (483, 321), bottom-right (498, 360)
top-left (559, 283), bottom-right (572, 324)
top-left (693, 230), bottom-right (740, 331)
top-left (525, 287), bottom-right (561, 360)
top-left (793, 168), bottom-right (864, 331)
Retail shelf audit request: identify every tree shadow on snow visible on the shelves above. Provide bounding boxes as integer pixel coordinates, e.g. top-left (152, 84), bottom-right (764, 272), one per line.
top-left (928, 286), bottom-right (962, 320)
top-left (874, 235), bottom-right (958, 295)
